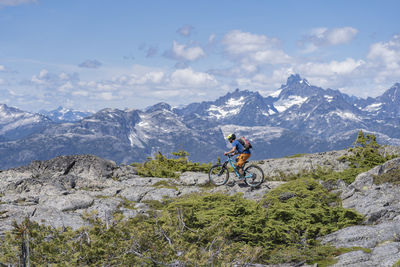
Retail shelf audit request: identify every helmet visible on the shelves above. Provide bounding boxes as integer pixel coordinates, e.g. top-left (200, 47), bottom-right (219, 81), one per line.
top-left (226, 133), bottom-right (236, 141)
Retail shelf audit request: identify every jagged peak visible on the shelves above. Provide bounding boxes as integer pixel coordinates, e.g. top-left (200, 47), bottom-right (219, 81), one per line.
top-left (380, 82), bottom-right (400, 103)
top-left (286, 74), bottom-right (310, 86)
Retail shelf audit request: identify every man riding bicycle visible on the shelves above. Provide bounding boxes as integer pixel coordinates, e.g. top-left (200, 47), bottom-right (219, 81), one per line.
top-left (224, 133), bottom-right (251, 177)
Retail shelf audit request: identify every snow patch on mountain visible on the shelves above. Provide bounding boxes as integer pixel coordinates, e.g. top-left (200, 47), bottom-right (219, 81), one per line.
top-left (39, 106), bottom-right (93, 122)
top-left (220, 124), bottom-right (285, 148)
top-left (262, 109), bottom-right (276, 116)
top-left (128, 132), bottom-right (146, 148)
top-left (324, 95), bottom-right (334, 102)
top-left (299, 79), bottom-right (310, 86)
top-left (363, 103), bottom-right (383, 112)
top-left (329, 111), bottom-right (361, 121)
top-left (274, 96), bottom-right (308, 113)
top-left (0, 117), bottom-right (42, 134)
top-left (268, 89), bottom-right (282, 98)
top-left (207, 97), bottom-right (244, 119)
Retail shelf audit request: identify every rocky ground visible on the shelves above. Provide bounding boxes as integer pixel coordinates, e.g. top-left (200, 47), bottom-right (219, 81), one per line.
top-left (1, 146), bottom-right (400, 266)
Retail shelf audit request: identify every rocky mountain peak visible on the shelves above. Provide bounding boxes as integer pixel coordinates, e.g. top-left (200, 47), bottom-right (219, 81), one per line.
top-left (381, 83), bottom-right (400, 103)
top-left (374, 82), bottom-right (400, 116)
top-left (145, 102), bottom-right (172, 113)
top-left (286, 74), bottom-right (310, 86)
top-left (277, 74), bottom-right (322, 101)
top-left (0, 103), bottom-right (24, 117)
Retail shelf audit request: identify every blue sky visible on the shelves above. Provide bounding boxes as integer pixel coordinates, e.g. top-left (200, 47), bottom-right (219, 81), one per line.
top-left (0, 0), bottom-right (399, 112)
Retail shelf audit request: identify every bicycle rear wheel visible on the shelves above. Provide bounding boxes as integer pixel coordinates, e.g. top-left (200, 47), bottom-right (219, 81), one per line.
top-left (244, 165), bottom-right (265, 187)
top-left (208, 164), bottom-right (229, 186)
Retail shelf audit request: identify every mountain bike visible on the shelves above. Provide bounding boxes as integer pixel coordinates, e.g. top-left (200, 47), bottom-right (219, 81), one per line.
top-left (208, 154), bottom-right (267, 188)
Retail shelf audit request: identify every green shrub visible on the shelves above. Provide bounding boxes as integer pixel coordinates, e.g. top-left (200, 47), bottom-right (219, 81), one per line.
top-left (332, 131), bottom-right (398, 184)
top-left (0, 186), bottom-right (363, 266)
top-left (276, 131), bottom-right (399, 184)
top-left (131, 150), bottom-right (212, 178)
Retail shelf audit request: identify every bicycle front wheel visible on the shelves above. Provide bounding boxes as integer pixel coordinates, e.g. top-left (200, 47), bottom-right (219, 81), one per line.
top-left (244, 165), bottom-right (265, 187)
top-left (208, 164), bottom-right (229, 186)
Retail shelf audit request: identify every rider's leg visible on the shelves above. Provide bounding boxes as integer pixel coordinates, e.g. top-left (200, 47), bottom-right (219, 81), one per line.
top-left (237, 153), bottom-right (251, 176)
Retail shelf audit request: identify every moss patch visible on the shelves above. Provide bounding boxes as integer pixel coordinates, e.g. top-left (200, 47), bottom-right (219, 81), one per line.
top-left (152, 180), bottom-right (178, 190)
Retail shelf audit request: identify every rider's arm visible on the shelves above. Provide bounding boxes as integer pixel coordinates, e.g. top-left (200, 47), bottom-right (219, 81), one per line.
top-left (224, 146), bottom-right (237, 156)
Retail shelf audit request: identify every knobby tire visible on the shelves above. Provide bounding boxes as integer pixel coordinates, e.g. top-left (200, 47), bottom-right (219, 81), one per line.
top-left (208, 164), bottom-right (229, 186)
top-left (244, 165), bottom-right (265, 188)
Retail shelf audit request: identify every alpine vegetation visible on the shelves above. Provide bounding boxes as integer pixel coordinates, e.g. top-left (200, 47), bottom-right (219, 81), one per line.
top-left (0, 133), bottom-right (399, 266)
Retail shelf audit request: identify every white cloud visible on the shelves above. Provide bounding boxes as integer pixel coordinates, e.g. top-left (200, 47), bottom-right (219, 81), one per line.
top-left (127, 71), bottom-right (165, 85)
top-left (367, 35), bottom-right (400, 68)
top-left (58, 81), bottom-right (73, 92)
top-left (170, 67), bottom-right (217, 88)
top-left (222, 30), bottom-right (291, 67)
top-left (0, 65), bottom-right (5, 71)
top-left (31, 75), bottom-right (46, 85)
top-left (101, 84), bottom-right (118, 91)
top-left (72, 90), bottom-right (89, 97)
top-left (30, 69), bottom-right (53, 85)
top-left (59, 72), bottom-right (69, 80)
top-left (98, 92), bottom-right (114, 100)
top-left (39, 69), bottom-right (48, 78)
top-left (170, 41), bottom-right (205, 61)
top-left (249, 49), bottom-right (291, 64)
top-left (366, 35), bottom-right (400, 84)
top-left (223, 30), bottom-right (276, 54)
top-left (326, 27), bottom-right (359, 45)
top-left (0, 0), bottom-right (37, 6)
top-left (301, 27), bottom-right (359, 52)
top-left (296, 58), bottom-right (365, 76)
top-left (12, 30), bottom-right (398, 112)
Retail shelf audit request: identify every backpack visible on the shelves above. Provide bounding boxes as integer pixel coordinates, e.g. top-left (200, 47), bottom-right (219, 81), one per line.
top-left (238, 136), bottom-right (252, 150)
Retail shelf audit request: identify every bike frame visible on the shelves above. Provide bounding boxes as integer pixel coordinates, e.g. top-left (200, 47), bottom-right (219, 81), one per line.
top-left (224, 155), bottom-right (251, 179)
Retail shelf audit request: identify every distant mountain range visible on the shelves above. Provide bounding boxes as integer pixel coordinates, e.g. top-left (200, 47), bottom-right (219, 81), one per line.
top-left (0, 74), bottom-right (399, 169)
top-left (39, 106), bottom-right (93, 123)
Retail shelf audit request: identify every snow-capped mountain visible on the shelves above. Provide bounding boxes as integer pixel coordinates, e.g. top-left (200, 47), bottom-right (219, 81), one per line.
top-left (0, 104), bottom-right (52, 141)
top-left (0, 74), bottom-right (399, 169)
top-left (39, 106), bottom-right (93, 122)
top-left (175, 89), bottom-right (276, 127)
top-left (268, 76), bottom-right (368, 138)
top-left (373, 83), bottom-right (400, 117)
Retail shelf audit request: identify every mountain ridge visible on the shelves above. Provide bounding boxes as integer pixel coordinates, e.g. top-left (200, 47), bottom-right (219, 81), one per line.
top-left (0, 74), bottom-right (399, 169)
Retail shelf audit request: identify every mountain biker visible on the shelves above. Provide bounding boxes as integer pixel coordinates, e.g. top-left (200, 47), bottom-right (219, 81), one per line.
top-left (224, 133), bottom-right (251, 177)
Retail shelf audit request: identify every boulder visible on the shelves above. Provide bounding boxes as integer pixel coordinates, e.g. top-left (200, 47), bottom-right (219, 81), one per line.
top-left (341, 158), bottom-right (400, 223)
